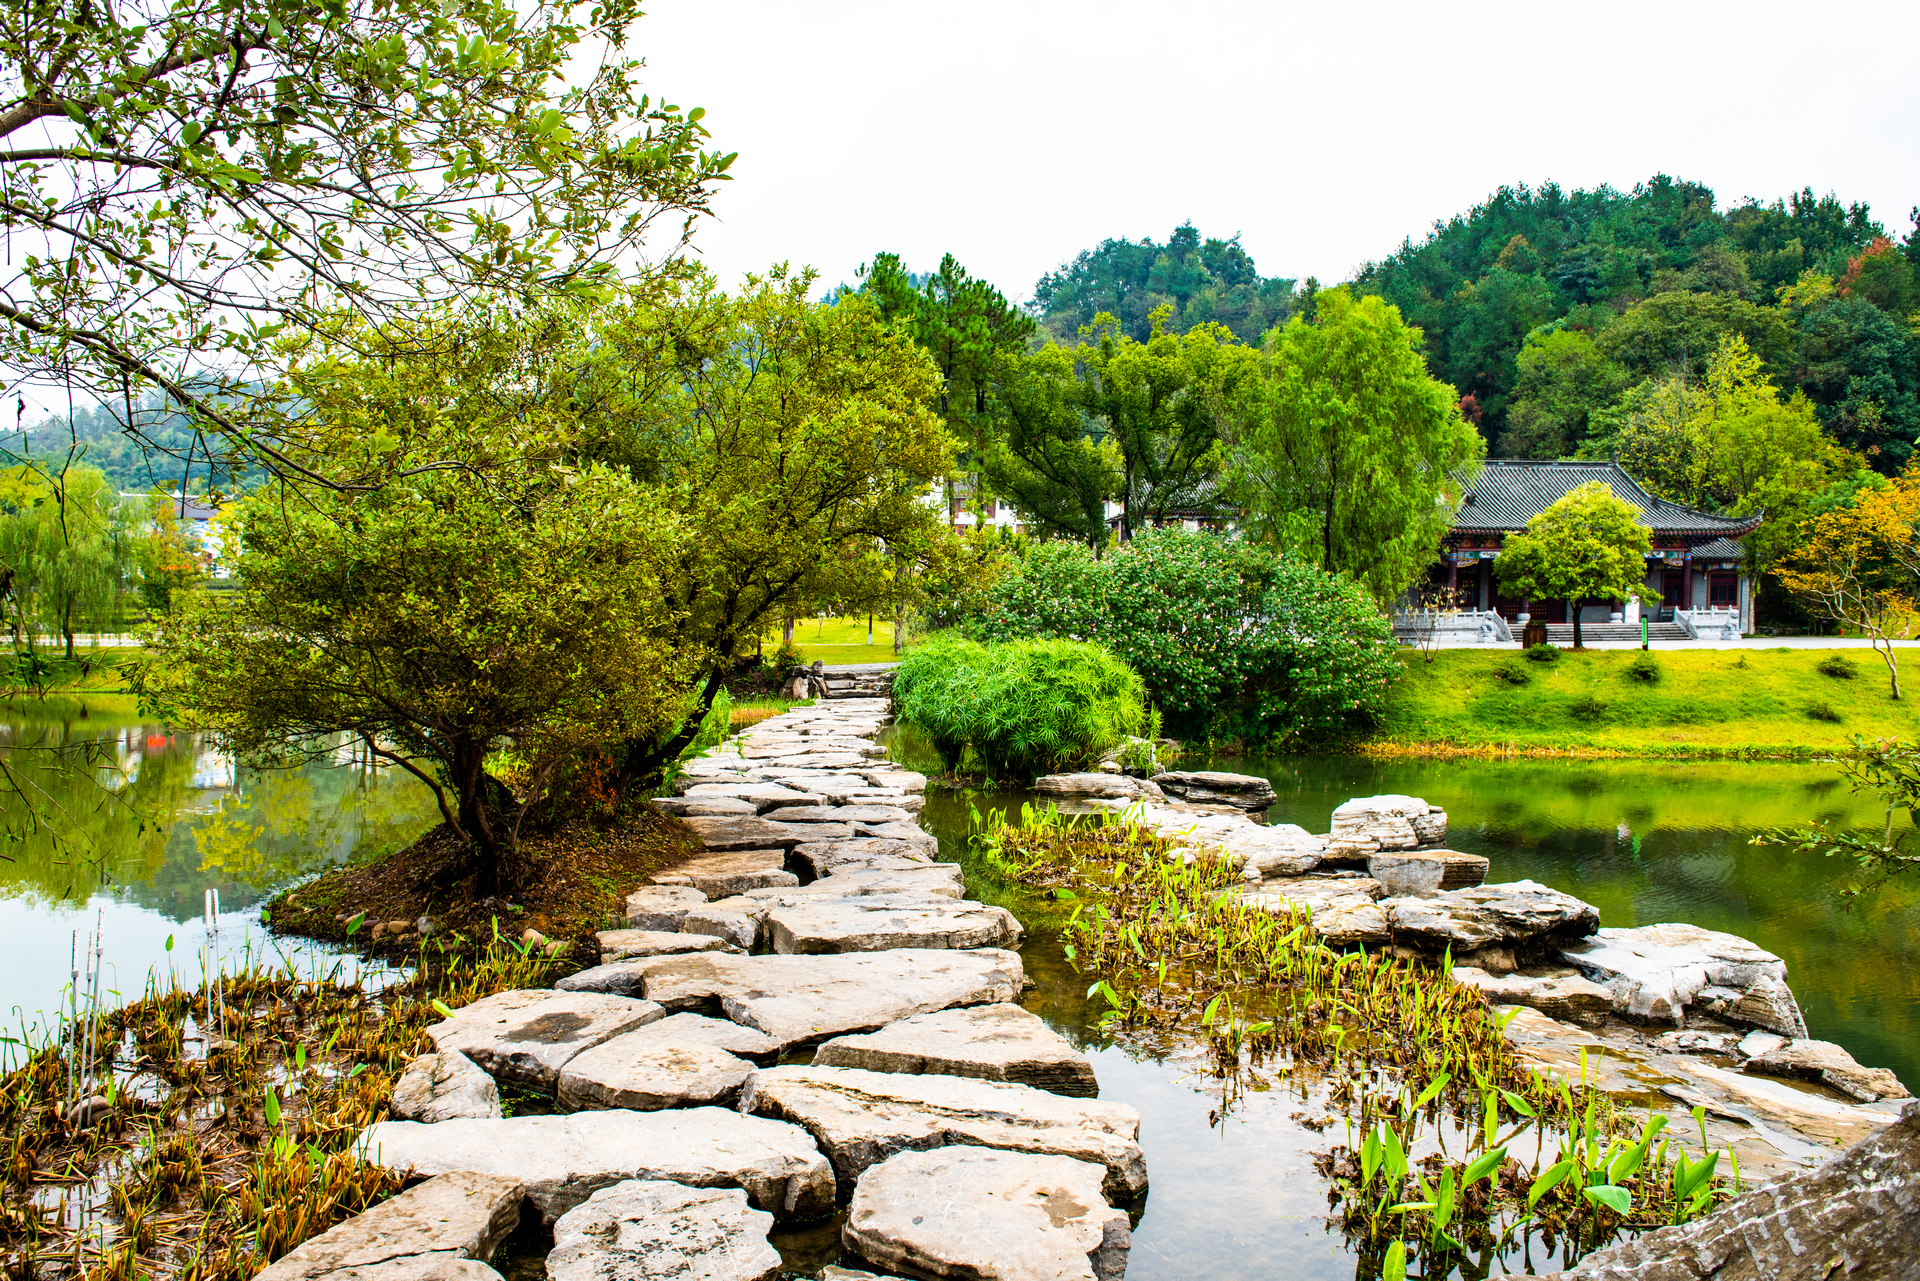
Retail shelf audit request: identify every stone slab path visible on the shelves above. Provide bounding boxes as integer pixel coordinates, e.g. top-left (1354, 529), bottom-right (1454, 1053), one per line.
top-left (356, 697), bottom-right (1139, 1279)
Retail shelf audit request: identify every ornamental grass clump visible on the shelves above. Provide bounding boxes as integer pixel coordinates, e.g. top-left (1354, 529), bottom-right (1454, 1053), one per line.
top-left (892, 634), bottom-right (1145, 781)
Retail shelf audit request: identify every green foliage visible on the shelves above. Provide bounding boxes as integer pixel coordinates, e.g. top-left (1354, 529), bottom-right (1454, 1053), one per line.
top-left (1227, 287), bottom-right (1484, 603)
top-left (1795, 298), bottom-right (1920, 466)
top-left (1031, 223), bottom-right (1297, 346)
top-left (976, 344), bottom-right (1120, 550)
top-left (1818, 653), bottom-right (1859, 679)
top-left (1569, 694), bottom-right (1608, 721)
top-left (1491, 658), bottom-right (1531, 685)
top-left (1625, 652), bottom-right (1662, 682)
top-left (0, 462), bottom-right (141, 653)
top-left (1495, 482), bottom-right (1652, 647)
top-left (1808, 701), bottom-right (1842, 723)
top-left (1500, 329), bottom-right (1630, 457)
top-left (1594, 291), bottom-right (1794, 385)
top-left (965, 527), bottom-right (1397, 742)
top-left (892, 634), bottom-right (1145, 780)
top-left (1524, 643), bottom-right (1563, 663)
top-left (1757, 737), bottom-right (1920, 897)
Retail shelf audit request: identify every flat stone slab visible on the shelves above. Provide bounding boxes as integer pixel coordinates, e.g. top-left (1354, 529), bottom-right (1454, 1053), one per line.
top-left (619, 948), bottom-right (1027, 1050)
top-left (1032, 773), bottom-right (1165, 802)
top-left (789, 840), bottom-right (932, 878)
top-left (862, 769), bottom-right (927, 793)
top-left (855, 821), bottom-right (938, 851)
top-left (1745, 1038), bottom-right (1912, 1104)
top-left (764, 864), bottom-right (965, 900)
top-left (1369, 849), bottom-right (1489, 897)
top-left (557, 1037), bottom-right (756, 1112)
top-left (626, 885), bottom-right (708, 931)
top-left (762, 804), bottom-right (913, 826)
top-left (391, 1051), bottom-right (502, 1123)
top-left (1560, 922), bottom-right (1808, 1036)
top-left (765, 895), bottom-right (1022, 954)
top-left (1454, 966), bottom-right (1613, 1024)
top-left (1386, 879), bottom-right (1601, 952)
top-left (843, 1147), bottom-right (1130, 1281)
top-left (1237, 877), bottom-right (1388, 946)
top-left (596, 929), bottom-right (737, 962)
top-left (359, 1108), bottom-right (835, 1224)
top-left (1218, 822), bottom-right (1325, 877)
top-left (767, 752), bottom-right (873, 770)
top-left (1149, 770), bottom-right (1276, 809)
top-left (682, 782), bottom-right (824, 812)
top-left (254, 1172), bottom-right (524, 1281)
top-left (547, 1180), bottom-right (781, 1281)
top-left (680, 816), bottom-right (835, 852)
top-left (813, 1004), bottom-right (1096, 1097)
top-left (681, 897), bottom-right (764, 951)
top-left (424, 990), bottom-right (665, 1092)
top-left (653, 848), bottom-right (799, 897)
top-left (740, 1065), bottom-right (1145, 1199)
top-left (652, 794), bottom-right (758, 817)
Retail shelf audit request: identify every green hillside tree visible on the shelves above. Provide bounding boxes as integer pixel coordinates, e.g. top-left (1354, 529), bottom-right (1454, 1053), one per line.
top-left (1494, 481), bottom-right (1651, 648)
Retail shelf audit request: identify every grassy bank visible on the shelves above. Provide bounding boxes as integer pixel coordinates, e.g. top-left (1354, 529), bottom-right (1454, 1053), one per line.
top-left (1374, 647), bottom-right (1919, 757)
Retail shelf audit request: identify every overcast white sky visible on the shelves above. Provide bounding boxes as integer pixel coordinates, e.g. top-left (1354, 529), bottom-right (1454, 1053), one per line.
top-left (635, 0), bottom-right (1920, 301)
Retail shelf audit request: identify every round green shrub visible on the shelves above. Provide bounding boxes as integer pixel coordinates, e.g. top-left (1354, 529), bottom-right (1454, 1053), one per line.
top-left (892, 634), bottom-right (1146, 781)
top-left (1524, 644), bottom-right (1562, 664)
top-left (963, 528), bottom-right (1396, 742)
top-left (1625, 652), bottom-right (1662, 682)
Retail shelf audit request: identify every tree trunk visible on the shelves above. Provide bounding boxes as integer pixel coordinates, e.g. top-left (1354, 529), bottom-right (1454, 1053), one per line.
top-left (782, 616), bottom-right (795, 645)
top-left (618, 669), bottom-right (726, 799)
top-left (1571, 600), bottom-right (1584, 649)
top-left (1878, 636), bottom-right (1901, 700)
top-left (63, 598), bottom-right (75, 660)
top-left (893, 609), bottom-right (905, 654)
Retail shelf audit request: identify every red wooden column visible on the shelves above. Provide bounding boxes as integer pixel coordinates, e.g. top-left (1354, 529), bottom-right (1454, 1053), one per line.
top-left (1682, 553), bottom-right (1693, 612)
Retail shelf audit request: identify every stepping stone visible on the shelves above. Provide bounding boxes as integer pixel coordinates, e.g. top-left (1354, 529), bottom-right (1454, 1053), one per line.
top-left (1386, 880), bottom-right (1601, 953)
top-left (740, 1065), bottom-right (1145, 1198)
top-left (1453, 967), bottom-right (1613, 1024)
top-left (681, 816), bottom-right (833, 853)
top-left (760, 864), bottom-right (965, 900)
top-left (252, 1171), bottom-right (524, 1281)
top-left (790, 840), bottom-right (932, 878)
top-left (854, 821), bottom-right (939, 853)
top-left (682, 782), bottom-right (823, 812)
top-left (651, 794), bottom-right (758, 817)
top-left (1368, 849), bottom-right (1490, 897)
top-left (862, 769), bottom-right (927, 793)
top-left (764, 895), bottom-right (1021, 954)
top-left (360, 1108), bottom-right (836, 1223)
top-left (391, 1050), bottom-right (502, 1122)
top-left (547, 1181), bottom-right (780, 1281)
top-left (761, 804), bottom-right (913, 826)
top-left (425, 990), bottom-right (665, 1092)
top-left (626, 885), bottom-right (707, 931)
top-left (1149, 770), bottom-right (1277, 809)
top-left (1215, 822), bottom-right (1326, 878)
top-left (766, 752), bottom-right (871, 770)
top-left (557, 1037), bottom-right (757, 1112)
top-left (596, 928), bottom-right (738, 962)
top-left (842, 1148), bottom-right (1130, 1281)
top-left (616, 948), bottom-right (1026, 1049)
top-left (1033, 772), bottom-right (1165, 802)
top-left (653, 848), bottom-right (799, 897)
top-left (681, 896), bottom-right (768, 950)
top-left (812, 1004), bottom-right (1097, 1097)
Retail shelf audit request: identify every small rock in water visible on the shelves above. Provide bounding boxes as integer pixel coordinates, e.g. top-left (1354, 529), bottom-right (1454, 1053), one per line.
top-left (1032, 773), bottom-right (1166, 802)
top-left (391, 1051), bottom-right (502, 1122)
top-left (1368, 850), bottom-right (1489, 897)
top-left (1735, 1030), bottom-right (1788, 1061)
top-left (1149, 770), bottom-right (1277, 810)
top-left (842, 1147), bottom-right (1130, 1281)
top-left (546, 1180), bottom-right (781, 1281)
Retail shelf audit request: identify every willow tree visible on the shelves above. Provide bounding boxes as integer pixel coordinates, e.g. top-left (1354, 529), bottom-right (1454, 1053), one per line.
top-left (1227, 288), bottom-right (1483, 603)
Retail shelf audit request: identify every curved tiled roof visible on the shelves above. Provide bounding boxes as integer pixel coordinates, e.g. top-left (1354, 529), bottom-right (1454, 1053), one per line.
top-left (1453, 460), bottom-right (1761, 538)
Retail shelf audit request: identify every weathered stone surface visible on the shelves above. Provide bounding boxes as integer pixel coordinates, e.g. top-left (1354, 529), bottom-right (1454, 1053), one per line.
top-left (1328, 794), bottom-right (1448, 854)
top-left (1032, 772), bottom-right (1166, 803)
top-left (1560, 922), bottom-right (1808, 1036)
top-left (1538, 1102), bottom-right (1920, 1281)
top-left (653, 848), bottom-right (800, 897)
top-left (862, 769), bottom-right (927, 794)
top-left (679, 816), bottom-right (830, 853)
top-left (1368, 850), bottom-right (1490, 897)
top-left (682, 782), bottom-right (823, 812)
top-left (391, 1051), bottom-right (501, 1123)
top-left (761, 804), bottom-right (912, 827)
top-left (1219, 822), bottom-right (1325, 878)
top-left (766, 752), bottom-right (872, 770)
top-left (651, 794), bottom-right (758, 818)
top-left (765, 895), bottom-right (1022, 954)
top-left (424, 990), bottom-right (664, 1092)
top-left (817, 1270), bottom-right (886, 1281)
top-left (761, 863), bottom-right (965, 900)
top-left (681, 898), bottom-right (763, 951)
top-left (624, 948), bottom-right (1026, 1049)
top-left (788, 840), bottom-right (932, 878)
top-left (1745, 1039), bottom-right (1912, 1104)
top-left (596, 929), bottom-right (736, 962)
top-left (626, 885), bottom-right (707, 931)
top-left (1149, 770), bottom-right (1277, 810)
top-left (1238, 876), bottom-right (1389, 946)
top-left (557, 1037), bottom-right (756, 1112)
top-left (359, 1108), bottom-right (835, 1224)
top-left (253, 1172), bottom-right (523, 1281)
top-left (546, 1180), bottom-right (781, 1281)
top-left (1386, 880), bottom-right (1601, 952)
top-left (813, 1004), bottom-right (1096, 1097)
top-left (740, 1065), bottom-right (1144, 1199)
top-left (853, 821), bottom-right (939, 852)
top-left (1453, 967), bottom-right (1613, 1024)
top-left (843, 1147), bottom-right (1130, 1281)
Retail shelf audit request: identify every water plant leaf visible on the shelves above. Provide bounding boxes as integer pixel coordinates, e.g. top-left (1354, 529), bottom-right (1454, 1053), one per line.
top-left (1499, 1088), bottom-right (1536, 1117)
top-left (1675, 1150), bottom-right (1719, 1200)
top-left (430, 999), bottom-right (456, 1018)
top-left (1463, 1147), bottom-right (1507, 1185)
top-left (1528, 1159), bottom-right (1574, 1209)
top-left (345, 911), bottom-right (366, 936)
top-left (1583, 1184), bottom-right (1632, 1216)
top-left (262, 1090), bottom-right (281, 1128)
top-left (1387, 1202), bottom-right (1436, 1213)
top-left (1413, 1072), bottom-right (1452, 1110)
top-left (1382, 1240), bottom-right (1407, 1281)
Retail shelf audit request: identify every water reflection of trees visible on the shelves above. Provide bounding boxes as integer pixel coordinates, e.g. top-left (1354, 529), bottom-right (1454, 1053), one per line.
top-left (0, 720), bottom-right (435, 920)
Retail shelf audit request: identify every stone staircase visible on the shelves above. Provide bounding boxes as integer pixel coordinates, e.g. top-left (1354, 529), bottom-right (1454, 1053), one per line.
top-left (1543, 621), bottom-right (1690, 643)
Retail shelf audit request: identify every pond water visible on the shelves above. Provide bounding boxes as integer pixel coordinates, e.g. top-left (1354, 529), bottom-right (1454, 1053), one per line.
top-left (0, 714), bottom-right (437, 1049)
top-left (895, 733), bottom-right (1920, 1279)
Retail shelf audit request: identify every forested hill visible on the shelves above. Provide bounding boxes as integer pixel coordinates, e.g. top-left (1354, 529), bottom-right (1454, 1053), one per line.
top-left (8, 395), bottom-right (258, 494)
top-left (1030, 223), bottom-right (1297, 346)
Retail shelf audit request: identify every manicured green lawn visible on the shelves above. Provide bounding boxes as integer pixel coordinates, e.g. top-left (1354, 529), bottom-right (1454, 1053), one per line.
top-left (1374, 647), bottom-right (1920, 756)
top-left (783, 616), bottom-right (900, 664)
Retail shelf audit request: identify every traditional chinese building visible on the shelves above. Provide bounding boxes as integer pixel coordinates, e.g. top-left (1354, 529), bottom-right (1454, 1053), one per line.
top-left (1438, 460), bottom-right (1761, 635)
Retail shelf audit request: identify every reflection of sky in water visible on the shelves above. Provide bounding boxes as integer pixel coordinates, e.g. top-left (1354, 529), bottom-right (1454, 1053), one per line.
top-left (1, 722), bottom-right (436, 1040)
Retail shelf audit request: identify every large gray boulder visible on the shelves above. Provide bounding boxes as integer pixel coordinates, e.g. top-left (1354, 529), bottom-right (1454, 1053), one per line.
top-left (1218, 822), bottom-right (1325, 878)
top-left (358, 1108), bottom-right (835, 1224)
top-left (764, 894), bottom-right (1022, 954)
top-left (1538, 1102), bottom-right (1920, 1280)
top-left (1559, 922), bottom-right (1809, 1036)
top-left (1327, 794), bottom-right (1447, 855)
top-left (390, 1051), bottom-right (501, 1123)
top-left (423, 990), bottom-right (664, 1092)
top-left (252, 1172), bottom-right (523, 1281)
top-left (1149, 770), bottom-right (1277, 810)
top-left (1453, 967), bottom-right (1613, 1025)
top-left (546, 1180), bottom-right (781, 1281)
top-left (1368, 850), bottom-right (1489, 897)
top-left (652, 848), bottom-right (799, 897)
top-left (1744, 1039), bottom-right (1912, 1104)
top-left (1385, 880), bottom-right (1600, 952)
top-left (1032, 773), bottom-right (1165, 803)
top-left (813, 1004), bottom-right (1097, 1097)
top-left (738, 1065), bottom-right (1145, 1200)
top-left (842, 1148), bottom-right (1130, 1281)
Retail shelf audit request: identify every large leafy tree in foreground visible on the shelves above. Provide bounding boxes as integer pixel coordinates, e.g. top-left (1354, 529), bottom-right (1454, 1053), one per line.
top-left (1, 0), bottom-right (733, 483)
top-left (1227, 287), bottom-right (1482, 604)
top-left (1494, 481), bottom-right (1650, 649)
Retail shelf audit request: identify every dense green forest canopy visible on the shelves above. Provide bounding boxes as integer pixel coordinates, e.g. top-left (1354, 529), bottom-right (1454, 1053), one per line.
top-left (1030, 223), bottom-right (1298, 345)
